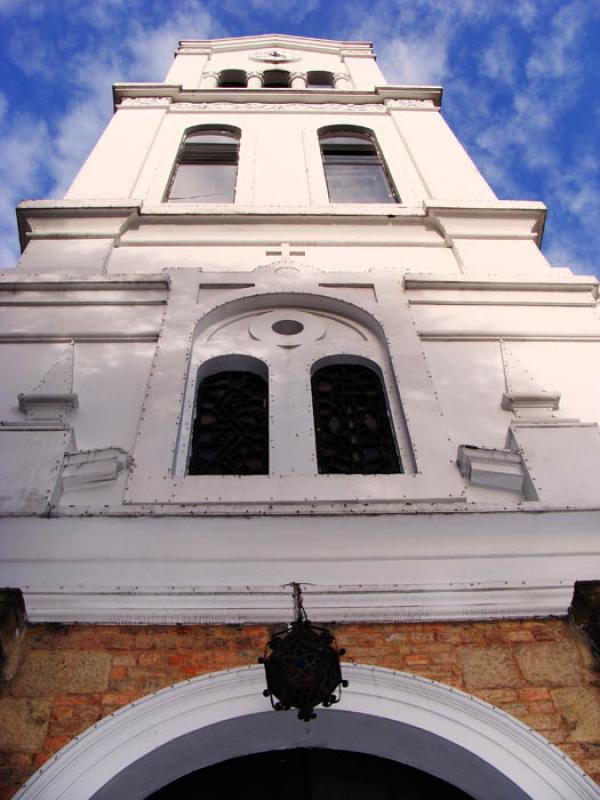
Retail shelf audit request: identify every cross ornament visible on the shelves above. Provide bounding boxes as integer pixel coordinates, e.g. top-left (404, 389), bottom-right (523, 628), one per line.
top-left (265, 243), bottom-right (306, 258)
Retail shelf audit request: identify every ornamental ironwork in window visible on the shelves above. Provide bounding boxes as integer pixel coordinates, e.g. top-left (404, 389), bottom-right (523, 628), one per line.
top-left (166, 127), bottom-right (240, 203)
top-left (319, 127), bottom-right (399, 203)
top-left (311, 362), bottom-right (401, 474)
top-left (188, 369), bottom-right (269, 475)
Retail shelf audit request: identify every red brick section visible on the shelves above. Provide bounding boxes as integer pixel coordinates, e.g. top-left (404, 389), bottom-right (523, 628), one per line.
top-left (1, 618), bottom-right (599, 798)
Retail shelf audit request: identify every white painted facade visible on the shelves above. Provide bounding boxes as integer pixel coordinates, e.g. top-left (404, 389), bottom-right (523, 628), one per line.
top-left (1, 33), bottom-right (600, 625)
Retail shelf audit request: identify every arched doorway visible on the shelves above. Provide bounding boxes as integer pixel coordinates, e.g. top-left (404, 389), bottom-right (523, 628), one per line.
top-left (14, 665), bottom-right (600, 800)
top-left (147, 748), bottom-right (475, 799)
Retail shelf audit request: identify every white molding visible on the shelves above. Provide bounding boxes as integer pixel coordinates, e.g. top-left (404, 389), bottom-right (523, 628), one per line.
top-left (3, 510), bottom-right (600, 623)
top-left (501, 392), bottom-right (561, 411)
top-left (21, 582), bottom-right (573, 625)
top-left (419, 332), bottom-right (600, 342)
top-left (14, 664), bottom-right (599, 800)
top-left (111, 85), bottom-right (443, 108)
top-left (404, 275), bottom-right (598, 292)
top-left (17, 394), bottom-right (79, 421)
top-left (0, 333), bottom-right (159, 344)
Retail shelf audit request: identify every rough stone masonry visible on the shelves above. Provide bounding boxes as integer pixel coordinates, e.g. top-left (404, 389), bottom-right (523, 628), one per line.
top-left (1, 617), bottom-right (599, 798)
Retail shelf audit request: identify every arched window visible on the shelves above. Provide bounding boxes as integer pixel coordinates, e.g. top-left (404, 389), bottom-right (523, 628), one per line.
top-left (307, 70), bottom-right (334, 88)
top-left (319, 127), bottom-right (399, 203)
top-left (166, 126), bottom-right (240, 203)
top-left (188, 359), bottom-right (268, 475)
top-left (262, 69), bottom-right (290, 88)
top-left (218, 69), bottom-right (247, 88)
top-left (311, 361), bottom-right (401, 474)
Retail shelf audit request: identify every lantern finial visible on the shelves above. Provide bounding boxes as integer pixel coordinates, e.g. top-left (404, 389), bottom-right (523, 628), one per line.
top-left (258, 583), bottom-right (348, 721)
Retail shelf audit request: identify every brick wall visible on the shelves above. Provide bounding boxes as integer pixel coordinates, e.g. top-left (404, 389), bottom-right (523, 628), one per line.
top-left (1, 618), bottom-right (599, 798)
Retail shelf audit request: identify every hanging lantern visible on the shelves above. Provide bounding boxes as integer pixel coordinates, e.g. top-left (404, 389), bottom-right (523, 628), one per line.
top-left (259, 583), bottom-right (348, 721)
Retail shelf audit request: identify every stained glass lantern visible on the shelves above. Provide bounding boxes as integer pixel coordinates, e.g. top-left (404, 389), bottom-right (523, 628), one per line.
top-left (259, 584), bottom-right (348, 721)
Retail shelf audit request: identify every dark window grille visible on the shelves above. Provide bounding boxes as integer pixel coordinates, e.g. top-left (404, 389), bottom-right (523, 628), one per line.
top-left (263, 69), bottom-right (290, 88)
top-left (218, 69), bottom-right (247, 88)
top-left (307, 70), bottom-right (335, 88)
top-left (166, 127), bottom-right (240, 203)
top-left (319, 129), bottom-right (399, 203)
top-left (188, 370), bottom-right (269, 475)
top-left (311, 362), bottom-right (401, 474)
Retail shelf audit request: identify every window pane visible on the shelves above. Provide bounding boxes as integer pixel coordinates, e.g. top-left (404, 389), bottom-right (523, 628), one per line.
top-left (169, 163), bottom-right (237, 202)
top-left (180, 144), bottom-right (237, 164)
top-left (189, 371), bottom-right (269, 475)
top-left (185, 132), bottom-right (239, 145)
top-left (324, 162), bottom-right (396, 203)
top-left (320, 135), bottom-right (371, 147)
top-left (312, 363), bottom-right (401, 475)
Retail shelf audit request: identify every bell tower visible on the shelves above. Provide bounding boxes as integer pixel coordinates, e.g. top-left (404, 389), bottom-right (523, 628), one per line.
top-left (2, 34), bottom-right (600, 799)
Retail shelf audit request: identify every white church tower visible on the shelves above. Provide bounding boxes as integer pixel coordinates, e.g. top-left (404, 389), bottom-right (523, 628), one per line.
top-left (1, 34), bottom-right (600, 799)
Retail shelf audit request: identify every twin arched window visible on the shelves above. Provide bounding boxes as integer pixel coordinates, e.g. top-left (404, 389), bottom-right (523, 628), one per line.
top-left (188, 359), bottom-right (401, 476)
top-left (166, 125), bottom-right (398, 205)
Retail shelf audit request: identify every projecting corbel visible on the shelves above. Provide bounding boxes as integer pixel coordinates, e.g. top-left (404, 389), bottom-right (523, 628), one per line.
top-left (499, 340), bottom-right (561, 419)
top-left (457, 444), bottom-right (526, 494)
top-left (17, 341), bottom-right (79, 424)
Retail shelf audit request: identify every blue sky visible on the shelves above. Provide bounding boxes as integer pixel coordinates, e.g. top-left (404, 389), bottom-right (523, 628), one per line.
top-left (0, 0), bottom-right (598, 276)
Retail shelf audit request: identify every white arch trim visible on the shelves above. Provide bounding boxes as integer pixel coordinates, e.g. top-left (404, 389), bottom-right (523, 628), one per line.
top-left (15, 664), bottom-right (599, 800)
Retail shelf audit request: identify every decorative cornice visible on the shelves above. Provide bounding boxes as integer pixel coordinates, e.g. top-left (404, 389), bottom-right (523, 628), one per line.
top-left (112, 85), bottom-right (443, 111)
top-left (20, 582), bottom-right (572, 625)
top-left (117, 97), bottom-right (436, 112)
top-left (119, 96), bottom-right (172, 107)
top-left (386, 98), bottom-right (436, 109)
top-left (169, 101), bottom-right (388, 112)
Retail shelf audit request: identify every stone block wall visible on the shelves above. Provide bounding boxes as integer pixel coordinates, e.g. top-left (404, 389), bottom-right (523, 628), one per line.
top-left (0, 618), bottom-right (598, 798)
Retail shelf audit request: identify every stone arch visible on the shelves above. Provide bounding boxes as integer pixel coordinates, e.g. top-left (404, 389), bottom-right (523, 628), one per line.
top-left (15, 665), bottom-right (599, 800)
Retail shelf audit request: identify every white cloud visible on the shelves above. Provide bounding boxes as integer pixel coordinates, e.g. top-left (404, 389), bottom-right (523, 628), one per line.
top-left (0, 0), bottom-right (44, 15)
top-left (378, 33), bottom-right (449, 86)
top-left (513, 0), bottom-right (537, 28)
top-left (479, 27), bottom-right (518, 86)
top-left (241, 0), bottom-right (320, 18)
top-left (0, 0), bottom-right (228, 265)
top-left (31, 1), bottom-right (225, 199)
top-left (1, 0), bottom-right (598, 279)
top-left (127, 2), bottom-right (223, 80)
top-left (526, 1), bottom-right (585, 80)
top-left (0, 115), bottom-right (49, 267)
